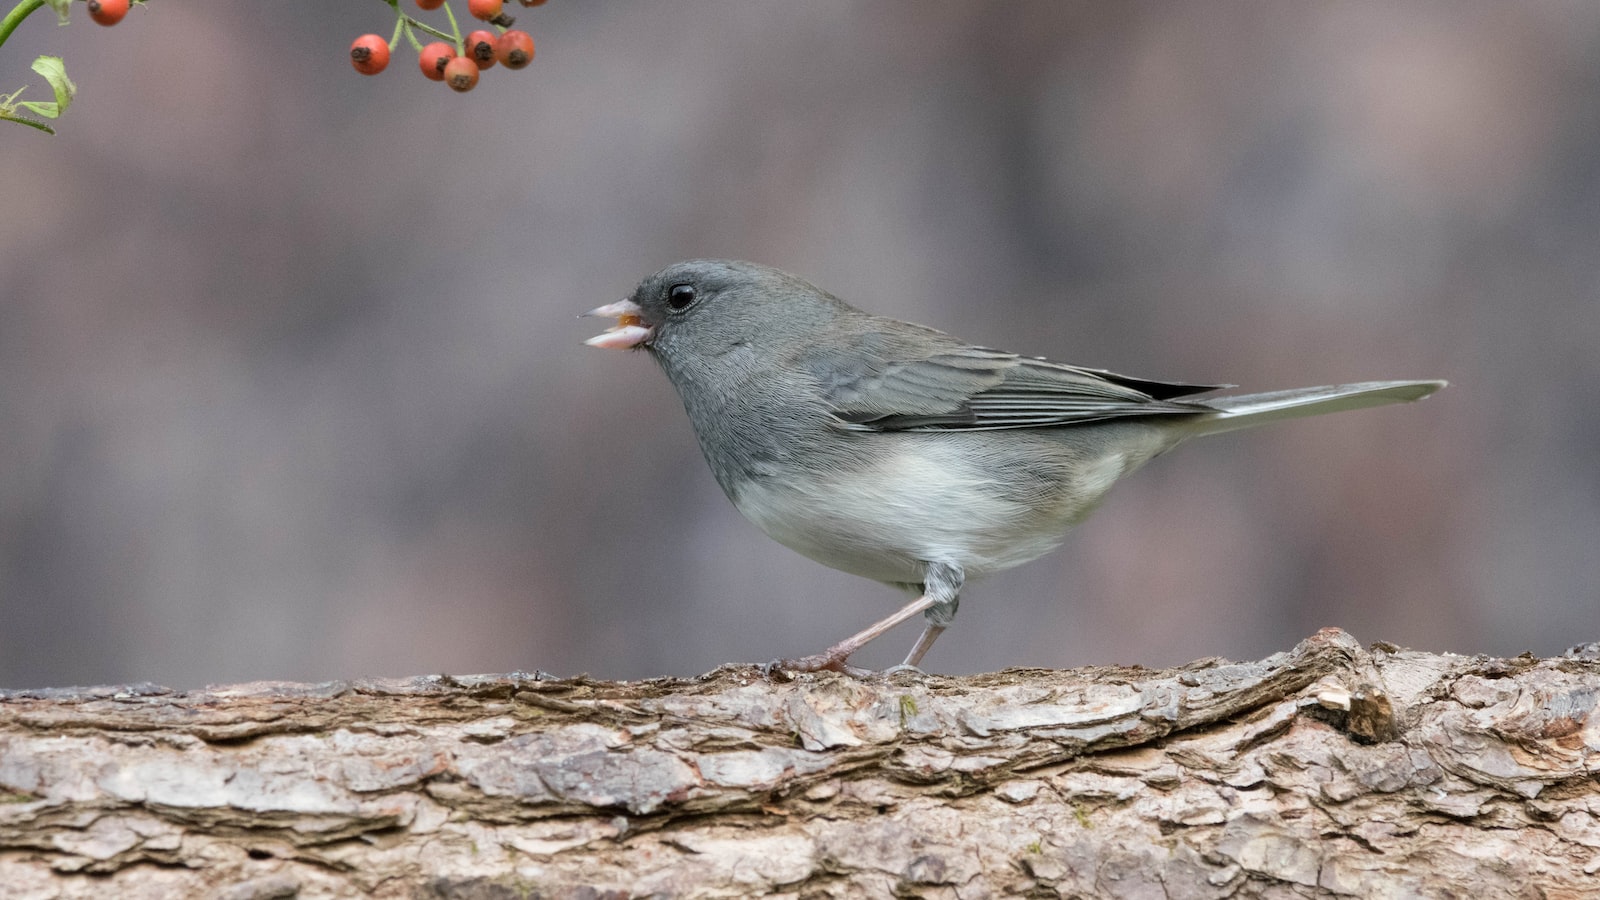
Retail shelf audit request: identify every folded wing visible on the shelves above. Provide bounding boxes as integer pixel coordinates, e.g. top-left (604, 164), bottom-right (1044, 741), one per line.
top-left (800, 318), bottom-right (1223, 432)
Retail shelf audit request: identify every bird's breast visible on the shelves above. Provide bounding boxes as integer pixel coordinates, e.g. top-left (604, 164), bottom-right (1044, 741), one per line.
top-left (725, 432), bottom-right (1120, 584)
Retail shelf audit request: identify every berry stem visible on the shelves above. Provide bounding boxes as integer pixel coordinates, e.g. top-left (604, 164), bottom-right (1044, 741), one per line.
top-left (403, 16), bottom-right (454, 43)
top-left (0, 110), bottom-right (52, 132)
top-left (0, 0), bottom-right (49, 53)
top-left (377, 0), bottom-right (457, 51)
top-left (440, 0), bottom-right (463, 53)
top-left (386, 11), bottom-right (405, 51)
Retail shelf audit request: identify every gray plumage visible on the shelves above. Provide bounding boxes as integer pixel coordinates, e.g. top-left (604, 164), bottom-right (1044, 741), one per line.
top-left (586, 259), bottom-right (1445, 673)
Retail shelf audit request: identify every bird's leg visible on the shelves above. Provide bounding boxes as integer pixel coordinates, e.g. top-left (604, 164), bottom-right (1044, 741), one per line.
top-left (766, 594), bottom-right (937, 676)
top-left (766, 562), bottom-right (964, 677)
top-left (898, 565), bottom-right (961, 669)
top-left (900, 624), bottom-right (945, 668)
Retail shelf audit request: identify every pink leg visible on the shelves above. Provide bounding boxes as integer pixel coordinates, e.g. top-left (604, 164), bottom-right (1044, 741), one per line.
top-left (900, 624), bottom-right (946, 668)
top-left (768, 594), bottom-right (937, 676)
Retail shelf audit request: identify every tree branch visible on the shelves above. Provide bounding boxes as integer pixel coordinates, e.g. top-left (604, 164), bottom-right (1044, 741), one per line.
top-left (3, 628), bottom-right (1598, 897)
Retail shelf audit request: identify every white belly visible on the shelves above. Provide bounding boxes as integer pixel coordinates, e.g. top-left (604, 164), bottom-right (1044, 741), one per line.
top-left (729, 432), bottom-right (1157, 585)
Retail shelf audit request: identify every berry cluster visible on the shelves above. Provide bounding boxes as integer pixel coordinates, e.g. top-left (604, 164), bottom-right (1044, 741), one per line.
top-left (350, 0), bottom-right (542, 93)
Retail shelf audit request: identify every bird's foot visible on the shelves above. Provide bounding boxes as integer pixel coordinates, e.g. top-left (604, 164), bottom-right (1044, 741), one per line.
top-left (760, 652), bottom-right (874, 679)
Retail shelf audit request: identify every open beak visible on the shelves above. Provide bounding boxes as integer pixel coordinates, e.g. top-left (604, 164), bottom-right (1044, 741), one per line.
top-left (583, 299), bottom-right (655, 349)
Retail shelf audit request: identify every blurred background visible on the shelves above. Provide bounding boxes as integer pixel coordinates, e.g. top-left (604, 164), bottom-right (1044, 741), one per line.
top-left (2, 2), bottom-right (1596, 688)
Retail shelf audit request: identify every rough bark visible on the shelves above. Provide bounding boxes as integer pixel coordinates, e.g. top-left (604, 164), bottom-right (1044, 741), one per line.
top-left (2, 628), bottom-right (1598, 898)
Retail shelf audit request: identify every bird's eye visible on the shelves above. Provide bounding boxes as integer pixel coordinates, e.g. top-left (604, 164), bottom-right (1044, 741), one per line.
top-left (666, 283), bottom-right (697, 311)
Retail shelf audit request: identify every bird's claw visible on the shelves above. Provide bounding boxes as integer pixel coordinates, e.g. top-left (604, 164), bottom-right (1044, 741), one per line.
top-left (760, 653), bottom-right (874, 679)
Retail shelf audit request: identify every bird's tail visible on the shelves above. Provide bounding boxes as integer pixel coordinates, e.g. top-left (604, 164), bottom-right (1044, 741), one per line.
top-left (1185, 380), bottom-right (1446, 438)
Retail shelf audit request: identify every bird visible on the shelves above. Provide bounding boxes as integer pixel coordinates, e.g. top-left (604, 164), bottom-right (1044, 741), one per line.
top-left (585, 259), bottom-right (1444, 675)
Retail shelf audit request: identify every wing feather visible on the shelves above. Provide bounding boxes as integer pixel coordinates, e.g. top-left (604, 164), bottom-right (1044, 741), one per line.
top-left (801, 319), bottom-right (1225, 432)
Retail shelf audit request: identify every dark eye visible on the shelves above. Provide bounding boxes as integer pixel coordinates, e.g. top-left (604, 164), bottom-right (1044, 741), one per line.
top-left (666, 283), bottom-right (697, 311)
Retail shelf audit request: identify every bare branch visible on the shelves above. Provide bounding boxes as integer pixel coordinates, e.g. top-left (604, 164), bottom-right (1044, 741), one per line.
top-left (3, 629), bottom-right (1597, 897)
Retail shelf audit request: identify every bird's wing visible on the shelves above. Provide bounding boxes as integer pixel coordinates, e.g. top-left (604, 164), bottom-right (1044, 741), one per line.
top-left (801, 320), bottom-right (1224, 432)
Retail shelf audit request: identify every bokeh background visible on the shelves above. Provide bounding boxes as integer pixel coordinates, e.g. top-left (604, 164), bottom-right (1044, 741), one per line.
top-left (3, 2), bottom-right (1596, 689)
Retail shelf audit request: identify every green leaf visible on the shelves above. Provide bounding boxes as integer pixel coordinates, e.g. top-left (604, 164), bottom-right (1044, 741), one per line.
top-left (46, 0), bottom-right (71, 25)
top-left (15, 55), bottom-right (73, 119)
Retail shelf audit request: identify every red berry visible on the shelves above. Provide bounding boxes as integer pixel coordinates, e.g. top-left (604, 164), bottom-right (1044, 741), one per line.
top-left (415, 0), bottom-right (444, 8)
top-left (495, 30), bottom-right (534, 69)
top-left (464, 30), bottom-right (498, 70)
top-left (467, 0), bottom-right (503, 21)
top-left (349, 34), bottom-right (390, 76)
top-left (418, 42), bottom-right (456, 82)
top-left (443, 56), bottom-right (480, 92)
top-left (87, 0), bottom-right (128, 26)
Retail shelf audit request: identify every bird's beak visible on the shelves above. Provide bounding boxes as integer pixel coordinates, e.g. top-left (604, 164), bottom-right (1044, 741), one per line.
top-left (583, 299), bottom-right (654, 349)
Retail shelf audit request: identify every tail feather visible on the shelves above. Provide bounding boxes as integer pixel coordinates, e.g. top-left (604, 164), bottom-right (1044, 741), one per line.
top-left (1187, 380), bottom-right (1446, 437)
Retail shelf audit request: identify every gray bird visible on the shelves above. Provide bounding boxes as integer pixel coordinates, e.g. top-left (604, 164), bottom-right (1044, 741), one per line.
top-left (586, 259), bottom-right (1444, 675)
